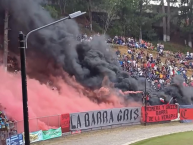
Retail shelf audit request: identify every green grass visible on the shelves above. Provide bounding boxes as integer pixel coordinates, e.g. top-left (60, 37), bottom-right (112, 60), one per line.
top-left (130, 131), bottom-right (193, 145)
top-left (152, 41), bottom-right (193, 53)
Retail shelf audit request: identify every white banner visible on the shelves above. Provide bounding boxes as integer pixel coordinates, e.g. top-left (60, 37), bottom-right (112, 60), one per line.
top-left (70, 107), bottom-right (141, 130)
top-left (23, 130), bottom-right (43, 143)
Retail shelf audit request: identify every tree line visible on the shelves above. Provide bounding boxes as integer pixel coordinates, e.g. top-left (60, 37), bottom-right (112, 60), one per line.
top-left (43, 0), bottom-right (193, 47)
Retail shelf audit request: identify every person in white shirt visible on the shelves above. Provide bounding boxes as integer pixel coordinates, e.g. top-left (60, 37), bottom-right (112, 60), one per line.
top-left (139, 71), bottom-right (143, 76)
top-left (159, 49), bottom-right (163, 54)
top-left (159, 79), bottom-right (164, 84)
top-left (170, 71), bottom-right (173, 76)
top-left (154, 65), bottom-right (157, 71)
top-left (169, 65), bottom-right (173, 71)
top-left (191, 53), bottom-right (193, 58)
top-left (191, 76), bottom-right (193, 81)
top-left (133, 60), bottom-right (136, 67)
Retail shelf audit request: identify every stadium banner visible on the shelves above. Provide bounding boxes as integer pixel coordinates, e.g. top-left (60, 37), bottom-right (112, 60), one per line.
top-left (6, 134), bottom-right (23, 145)
top-left (42, 127), bottom-right (62, 140)
top-left (70, 107), bottom-right (141, 130)
top-left (180, 105), bottom-right (193, 123)
top-left (60, 113), bottom-right (70, 133)
top-left (23, 130), bottom-right (43, 143)
top-left (142, 104), bottom-right (178, 122)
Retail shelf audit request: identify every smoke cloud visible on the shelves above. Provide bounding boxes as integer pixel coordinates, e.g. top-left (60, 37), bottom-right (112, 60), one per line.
top-left (0, 0), bottom-right (193, 127)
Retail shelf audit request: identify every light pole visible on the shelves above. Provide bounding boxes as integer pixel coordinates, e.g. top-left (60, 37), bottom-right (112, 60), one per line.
top-left (19, 11), bottom-right (86, 145)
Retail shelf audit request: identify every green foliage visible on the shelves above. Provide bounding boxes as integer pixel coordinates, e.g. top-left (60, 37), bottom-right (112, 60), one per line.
top-left (92, 21), bottom-right (103, 34)
top-left (64, 0), bottom-right (87, 14)
top-left (44, 5), bottom-right (59, 19)
top-left (43, 0), bottom-right (193, 45)
top-left (107, 20), bottom-right (123, 36)
top-left (177, 0), bottom-right (193, 37)
top-left (105, 0), bottom-right (163, 40)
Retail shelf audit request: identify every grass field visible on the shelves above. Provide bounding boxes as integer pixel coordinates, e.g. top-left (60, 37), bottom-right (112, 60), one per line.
top-left (130, 131), bottom-right (193, 145)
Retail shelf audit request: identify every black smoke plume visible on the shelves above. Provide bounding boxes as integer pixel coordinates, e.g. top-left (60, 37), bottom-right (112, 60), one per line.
top-left (0, 0), bottom-right (193, 106)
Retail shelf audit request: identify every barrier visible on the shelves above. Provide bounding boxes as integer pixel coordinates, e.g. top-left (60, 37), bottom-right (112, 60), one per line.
top-left (23, 130), bottom-right (43, 143)
top-left (70, 107), bottom-right (141, 131)
top-left (6, 134), bottom-right (23, 145)
top-left (42, 127), bottom-right (62, 140)
top-left (7, 127), bottom-right (62, 145)
top-left (142, 105), bottom-right (178, 123)
top-left (16, 115), bottom-right (60, 133)
top-left (180, 105), bottom-right (193, 123)
top-left (60, 113), bottom-right (70, 133)
top-left (5, 105), bottom-right (193, 144)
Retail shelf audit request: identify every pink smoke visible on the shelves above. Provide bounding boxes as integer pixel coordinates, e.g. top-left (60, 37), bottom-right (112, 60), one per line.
top-left (0, 66), bottom-right (129, 131)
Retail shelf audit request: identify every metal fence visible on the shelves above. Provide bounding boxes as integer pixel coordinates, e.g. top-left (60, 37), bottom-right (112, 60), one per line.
top-left (15, 115), bottom-right (61, 134)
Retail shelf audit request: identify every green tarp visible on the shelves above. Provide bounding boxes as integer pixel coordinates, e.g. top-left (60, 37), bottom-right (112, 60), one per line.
top-left (42, 127), bottom-right (62, 140)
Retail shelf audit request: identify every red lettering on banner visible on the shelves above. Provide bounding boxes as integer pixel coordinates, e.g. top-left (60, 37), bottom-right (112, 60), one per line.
top-left (180, 108), bottom-right (193, 120)
top-left (61, 113), bottom-right (70, 133)
top-left (142, 105), bottom-right (178, 123)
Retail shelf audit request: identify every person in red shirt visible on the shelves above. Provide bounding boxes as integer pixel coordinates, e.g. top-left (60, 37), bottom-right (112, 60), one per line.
top-left (143, 92), bottom-right (150, 106)
top-left (143, 62), bottom-right (147, 68)
top-left (160, 96), bottom-right (169, 104)
top-left (151, 63), bottom-right (155, 69)
top-left (172, 69), bottom-right (175, 77)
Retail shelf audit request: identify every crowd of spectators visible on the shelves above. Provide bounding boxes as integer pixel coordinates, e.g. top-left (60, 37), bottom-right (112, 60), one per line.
top-left (77, 34), bottom-right (193, 90)
top-left (107, 36), bottom-right (155, 50)
top-left (77, 33), bottom-right (100, 42)
top-left (111, 35), bottom-right (193, 105)
top-left (116, 47), bottom-right (193, 85)
top-left (0, 105), bottom-right (17, 144)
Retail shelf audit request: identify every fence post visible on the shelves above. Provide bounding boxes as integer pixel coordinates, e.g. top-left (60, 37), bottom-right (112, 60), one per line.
top-left (58, 115), bottom-right (60, 128)
top-left (37, 118), bottom-right (38, 131)
top-left (15, 122), bottom-right (18, 134)
top-left (48, 117), bottom-right (49, 129)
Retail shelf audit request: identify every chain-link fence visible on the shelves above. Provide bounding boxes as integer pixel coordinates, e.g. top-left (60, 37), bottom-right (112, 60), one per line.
top-left (15, 115), bottom-right (61, 134)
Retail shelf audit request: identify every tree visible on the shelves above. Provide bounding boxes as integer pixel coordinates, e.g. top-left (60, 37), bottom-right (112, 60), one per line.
top-left (162, 0), bottom-right (167, 42)
top-left (58, 0), bottom-right (67, 15)
top-left (178, 0), bottom-right (193, 47)
top-left (139, 0), bottom-right (143, 42)
top-left (87, 0), bottom-right (92, 31)
top-left (92, 0), bottom-right (120, 34)
top-left (3, 10), bottom-right (9, 72)
top-left (167, 0), bottom-right (171, 41)
top-left (44, 5), bottom-right (59, 19)
top-left (115, 0), bottom-right (163, 40)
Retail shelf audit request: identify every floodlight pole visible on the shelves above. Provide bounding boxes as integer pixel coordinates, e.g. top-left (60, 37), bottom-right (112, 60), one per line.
top-left (19, 31), bottom-right (30, 145)
top-left (19, 11), bottom-right (86, 145)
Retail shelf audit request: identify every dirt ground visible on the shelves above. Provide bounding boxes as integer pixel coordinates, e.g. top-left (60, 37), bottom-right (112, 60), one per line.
top-left (31, 122), bottom-right (193, 145)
